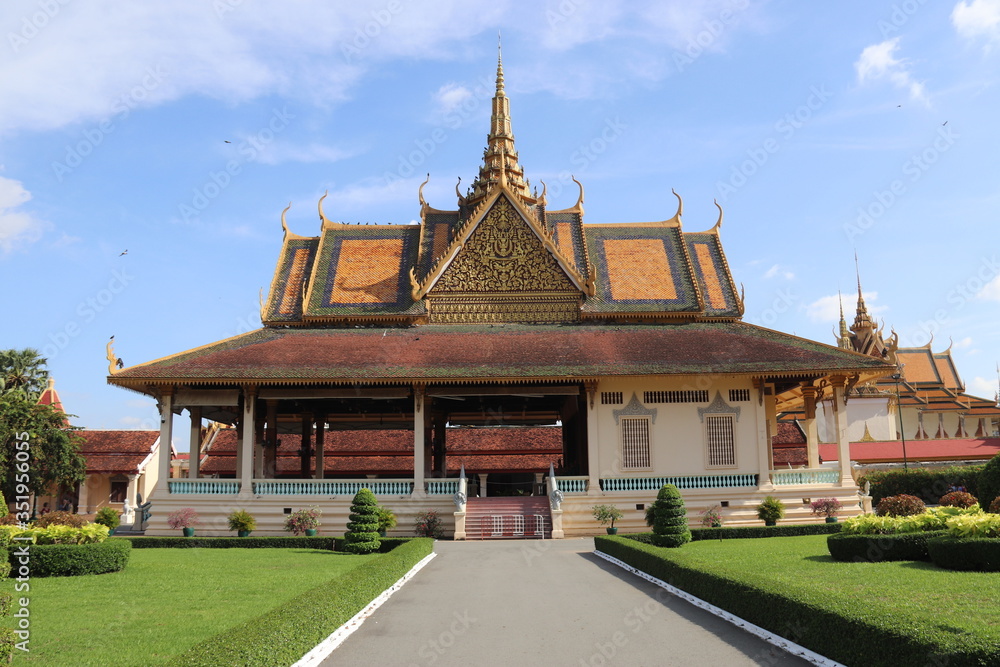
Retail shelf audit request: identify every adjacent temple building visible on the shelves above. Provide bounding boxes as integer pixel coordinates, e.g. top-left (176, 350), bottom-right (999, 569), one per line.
top-left (108, 52), bottom-right (898, 537)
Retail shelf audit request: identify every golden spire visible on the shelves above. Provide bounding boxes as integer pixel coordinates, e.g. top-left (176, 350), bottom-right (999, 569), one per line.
top-left (465, 37), bottom-right (535, 208)
top-left (837, 290), bottom-right (852, 350)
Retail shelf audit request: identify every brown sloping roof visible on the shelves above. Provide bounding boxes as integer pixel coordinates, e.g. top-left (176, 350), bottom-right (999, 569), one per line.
top-left (77, 430), bottom-right (159, 475)
top-left (772, 421), bottom-right (806, 446)
top-left (109, 322), bottom-right (893, 389)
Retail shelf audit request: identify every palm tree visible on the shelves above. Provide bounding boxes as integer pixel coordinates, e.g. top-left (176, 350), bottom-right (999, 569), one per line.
top-left (0, 348), bottom-right (49, 400)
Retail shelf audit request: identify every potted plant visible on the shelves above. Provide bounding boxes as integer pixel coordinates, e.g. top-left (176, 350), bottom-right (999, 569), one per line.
top-left (414, 510), bottom-right (444, 539)
top-left (699, 505), bottom-right (723, 528)
top-left (810, 497), bottom-right (842, 523)
top-left (284, 506), bottom-right (321, 536)
top-left (94, 506), bottom-right (121, 535)
top-left (592, 504), bottom-right (624, 535)
top-left (376, 506), bottom-right (397, 537)
top-left (167, 508), bottom-right (200, 537)
top-left (227, 508), bottom-right (257, 537)
top-left (756, 496), bottom-right (785, 526)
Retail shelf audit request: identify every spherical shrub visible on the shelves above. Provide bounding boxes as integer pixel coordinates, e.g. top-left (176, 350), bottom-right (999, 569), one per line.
top-left (35, 511), bottom-right (87, 528)
top-left (938, 491), bottom-right (978, 509)
top-left (875, 494), bottom-right (926, 517)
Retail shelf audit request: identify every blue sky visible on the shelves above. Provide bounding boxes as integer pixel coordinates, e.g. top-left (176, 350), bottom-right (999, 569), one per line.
top-left (2, 0), bottom-right (999, 433)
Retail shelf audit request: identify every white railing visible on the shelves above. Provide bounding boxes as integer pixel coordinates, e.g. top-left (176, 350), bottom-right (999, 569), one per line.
top-left (425, 479), bottom-right (461, 495)
top-left (251, 479), bottom-right (414, 495)
top-left (555, 476), bottom-right (589, 493)
top-left (168, 480), bottom-right (240, 495)
top-left (770, 469), bottom-right (840, 486)
top-left (600, 474), bottom-right (758, 492)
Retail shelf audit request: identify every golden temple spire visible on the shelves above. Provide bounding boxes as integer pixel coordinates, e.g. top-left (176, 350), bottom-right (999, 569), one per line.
top-left (465, 37), bottom-right (536, 208)
top-left (837, 290), bottom-right (852, 350)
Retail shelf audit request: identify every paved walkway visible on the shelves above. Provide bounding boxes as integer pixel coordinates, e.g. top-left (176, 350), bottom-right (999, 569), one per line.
top-left (324, 538), bottom-right (813, 666)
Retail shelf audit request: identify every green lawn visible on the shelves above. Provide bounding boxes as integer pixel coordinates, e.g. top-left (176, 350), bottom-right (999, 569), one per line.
top-left (599, 534), bottom-right (1000, 666)
top-left (8, 548), bottom-right (370, 666)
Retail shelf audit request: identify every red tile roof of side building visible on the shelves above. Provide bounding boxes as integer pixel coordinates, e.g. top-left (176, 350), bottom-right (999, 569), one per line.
top-left (818, 438), bottom-right (1000, 464)
top-left (76, 430), bottom-right (160, 475)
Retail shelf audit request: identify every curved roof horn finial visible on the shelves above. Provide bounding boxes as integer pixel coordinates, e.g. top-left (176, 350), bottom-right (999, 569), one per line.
top-left (670, 188), bottom-right (683, 223)
top-left (418, 173), bottom-right (430, 207)
top-left (318, 190), bottom-right (330, 227)
top-left (712, 199), bottom-right (724, 232)
top-left (455, 176), bottom-right (464, 204)
top-left (280, 202), bottom-right (291, 235)
top-left (945, 336), bottom-right (954, 354)
top-left (571, 175), bottom-right (584, 211)
top-left (538, 180), bottom-right (548, 206)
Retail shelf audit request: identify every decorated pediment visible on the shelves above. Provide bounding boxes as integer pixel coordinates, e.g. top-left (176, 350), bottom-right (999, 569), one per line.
top-left (433, 195), bottom-right (578, 294)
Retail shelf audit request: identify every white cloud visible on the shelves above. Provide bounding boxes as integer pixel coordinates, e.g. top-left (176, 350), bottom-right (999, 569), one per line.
top-left (254, 142), bottom-right (357, 166)
top-left (0, 175), bottom-right (47, 253)
top-left (806, 291), bottom-right (883, 324)
top-left (763, 264), bottom-right (795, 280)
top-left (976, 274), bottom-right (1000, 301)
top-left (968, 376), bottom-right (999, 399)
top-left (954, 336), bottom-right (974, 348)
top-left (855, 38), bottom-right (928, 104)
top-left (952, 0), bottom-right (1000, 44)
top-left (433, 83), bottom-right (475, 116)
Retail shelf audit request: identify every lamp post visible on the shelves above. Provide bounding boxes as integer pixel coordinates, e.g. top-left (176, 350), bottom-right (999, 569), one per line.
top-left (891, 373), bottom-right (909, 471)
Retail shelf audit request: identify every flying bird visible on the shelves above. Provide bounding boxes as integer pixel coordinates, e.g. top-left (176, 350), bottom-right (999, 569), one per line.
top-left (116, 358), bottom-right (124, 369)
top-left (942, 121), bottom-right (948, 126)
top-left (119, 249), bottom-right (128, 256)
top-left (224, 140), bottom-right (231, 143)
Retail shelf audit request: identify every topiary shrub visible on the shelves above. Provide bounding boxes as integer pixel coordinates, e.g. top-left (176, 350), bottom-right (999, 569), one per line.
top-left (94, 506), bottom-right (121, 531)
top-left (827, 530), bottom-right (947, 562)
top-left (875, 494), bottom-right (926, 517)
top-left (650, 484), bottom-right (691, 548)
top-left (13, 539), bottom-right (131, 577)
top-left (343, 488), bottom-right (380, 554)
top-left (34, 510), bottom-right (87, 528)
top-left (977, 454), bottom-right (1000, 512)
top-left (938, 491), bottom-right (977, 508)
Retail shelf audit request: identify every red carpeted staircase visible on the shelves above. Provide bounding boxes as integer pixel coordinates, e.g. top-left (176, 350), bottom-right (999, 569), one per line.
top-left (464, 496), bottom-right (551, 540)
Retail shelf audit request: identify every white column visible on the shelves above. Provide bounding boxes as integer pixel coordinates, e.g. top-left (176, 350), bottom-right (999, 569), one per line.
top-left (126, 474), bottom-right (138, 508)
top-left (478, 473), bottom-right (488, 497)
top-left (756, 384), bottom-right (775, 490)
top-left (188, 407), bottom-right (201, 479)
top-left (156, 392), bottom-right (174, 496)
top-left (831, 378), bottom-right (854, 486)
top-left (315, 412), bottom-right (325, 479)
top-left (77, 479), bottom-right (90, 514)
top-left (412, 386), bottom-right (425, 497)
top-left (238, 389), bottom-right (256, 497)
top-left (585, 382), bottom-right (601, 496)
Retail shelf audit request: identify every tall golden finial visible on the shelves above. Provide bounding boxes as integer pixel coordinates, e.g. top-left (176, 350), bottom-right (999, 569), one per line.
top-left (496, 31), bottom-right (504, 95)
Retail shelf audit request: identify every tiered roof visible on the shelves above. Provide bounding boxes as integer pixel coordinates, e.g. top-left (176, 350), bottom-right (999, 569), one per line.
top-left (76, 430), bottom-right (159, 475)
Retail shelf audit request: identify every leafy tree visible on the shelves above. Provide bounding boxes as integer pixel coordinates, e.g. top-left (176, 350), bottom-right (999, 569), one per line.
top-left (0, 348), bottom-right (49, 400)
top-left (343, 488), bottom-right (381, 554)
top-left (0, 391), bottom-right (85, 503)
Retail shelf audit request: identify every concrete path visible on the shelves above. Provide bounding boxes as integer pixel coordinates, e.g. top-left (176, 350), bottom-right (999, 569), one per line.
top-left (324, 538), bottom-right (813, 667)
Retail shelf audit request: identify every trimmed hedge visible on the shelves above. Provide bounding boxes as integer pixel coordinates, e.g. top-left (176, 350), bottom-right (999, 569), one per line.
top-left (858, 466), bottom-right (984, 505)
top-left (625, 523), bottom-right (841, 545)
top-left (173, 537), bottom-right (434, 666)
top-left (928, 535), bottom-right (1000, 572)
top-left (0, 547), bottom-right (8, 579)
top-left (979, 455), bottom-right (1000, 514)
top-left (12, 539), bottom-right (131, 577)
top-left (594, 535), bottom-right (994, 667)
top-left (119, 535), bottom-right (411, 552)
top-left (827, 530), bottom-right (947, 562)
